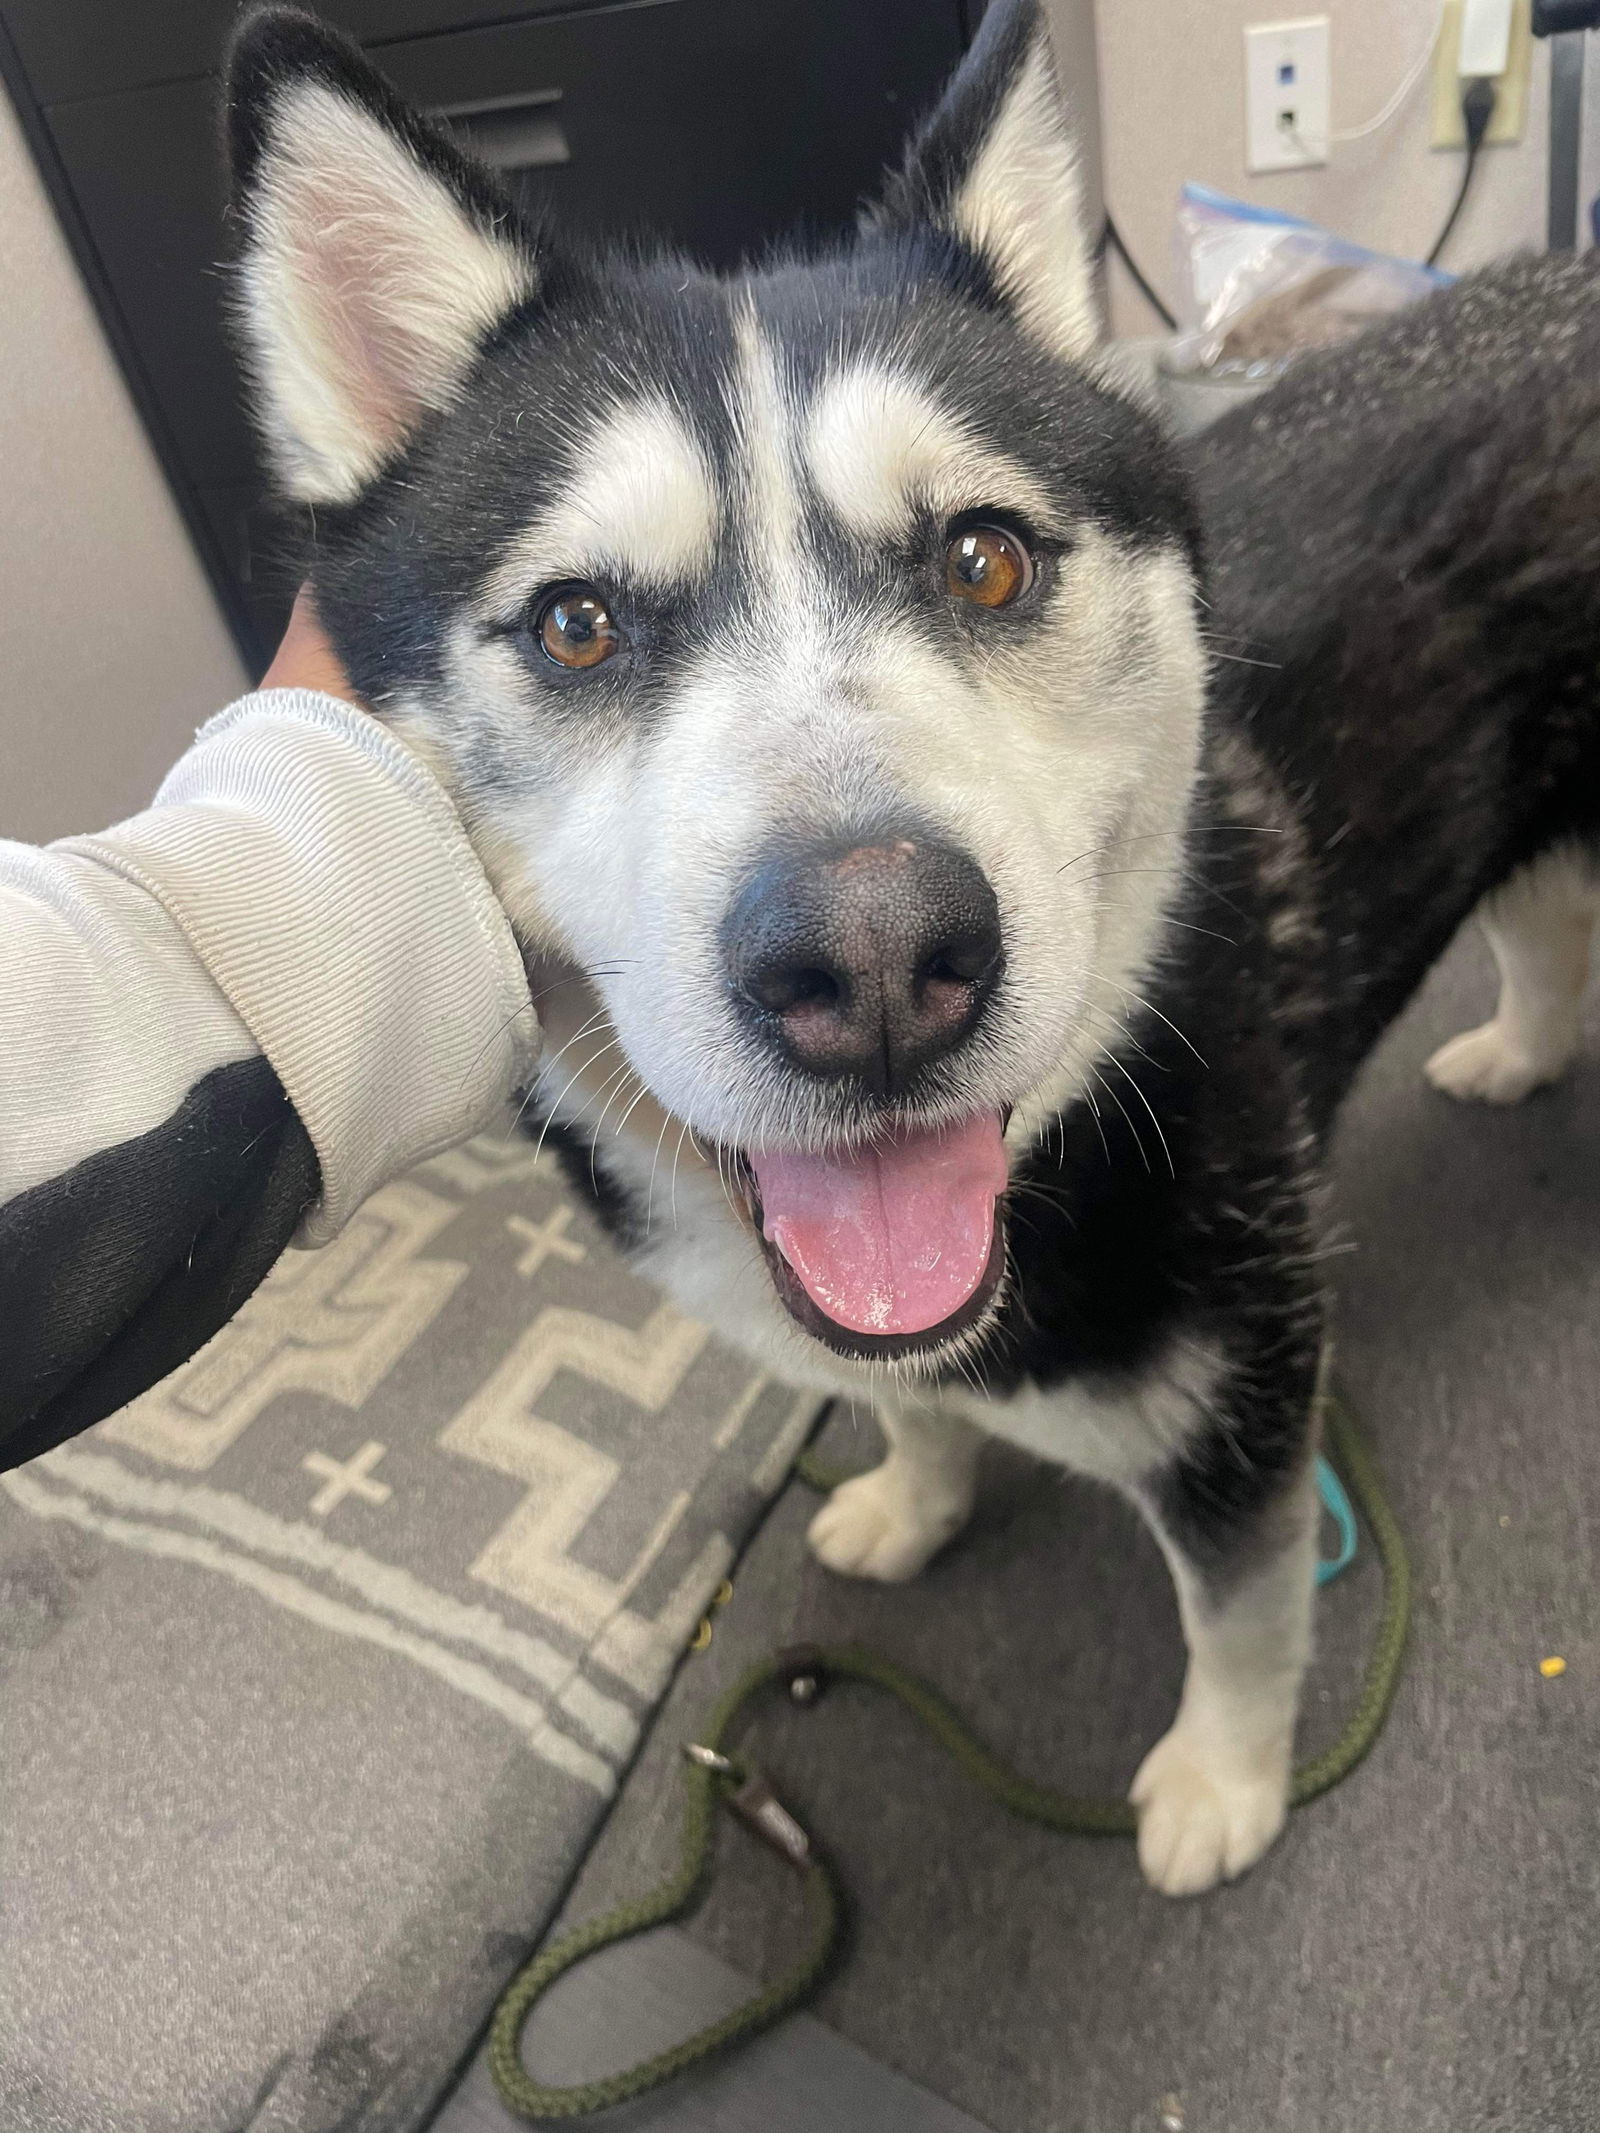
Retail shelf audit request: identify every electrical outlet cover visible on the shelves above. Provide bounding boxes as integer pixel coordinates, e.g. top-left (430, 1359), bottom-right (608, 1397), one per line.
top-left (1431, 0), bottom-right (1532, 146)
top-left (1245, 17), bottom-right (1331, 173)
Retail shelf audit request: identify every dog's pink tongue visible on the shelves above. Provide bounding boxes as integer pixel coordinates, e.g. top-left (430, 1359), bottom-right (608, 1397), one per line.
top-left (750, 1114), bottom-right (1007, 1337)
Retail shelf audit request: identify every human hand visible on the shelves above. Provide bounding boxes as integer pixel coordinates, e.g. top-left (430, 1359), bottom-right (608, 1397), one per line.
top-left (259, 585), bottom-right (362, 705)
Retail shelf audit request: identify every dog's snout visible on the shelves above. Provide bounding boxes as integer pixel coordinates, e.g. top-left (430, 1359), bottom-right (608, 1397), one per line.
top-left (724, 835), bottom-right (1003, 1096)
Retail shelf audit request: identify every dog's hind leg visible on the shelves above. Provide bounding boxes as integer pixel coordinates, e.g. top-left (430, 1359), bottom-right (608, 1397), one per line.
top-left (1425, 847), bottom-right (1598, 1104)
top-left (807, 1396), bottom-right (982, 1583)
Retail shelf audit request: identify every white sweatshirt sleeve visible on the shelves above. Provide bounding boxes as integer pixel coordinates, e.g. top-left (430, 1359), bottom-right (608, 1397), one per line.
top-left (0, 688), bottom-right (537, 1469)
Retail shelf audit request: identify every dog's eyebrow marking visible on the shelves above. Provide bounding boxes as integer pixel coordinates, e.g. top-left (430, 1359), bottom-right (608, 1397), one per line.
top-left (476, 395), bottom-right (716, 615)
top-left (804, 362), bottom-right (1061, 543)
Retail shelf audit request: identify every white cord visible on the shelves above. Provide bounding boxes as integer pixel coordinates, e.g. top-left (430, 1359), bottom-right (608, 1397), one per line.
top-left (1331, 3), bottom-right (1447, 141)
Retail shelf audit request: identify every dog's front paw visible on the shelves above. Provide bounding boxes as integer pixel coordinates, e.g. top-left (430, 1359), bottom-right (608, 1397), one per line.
top-left (1129, 1724), bottom-right (1290, 1897)
top-left (1424, 1020), bottom-right (1567, 1104)
top-left (806, 1464), bottom-right (971, 1583)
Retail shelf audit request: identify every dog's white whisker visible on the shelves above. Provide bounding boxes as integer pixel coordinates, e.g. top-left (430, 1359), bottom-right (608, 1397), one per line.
top-left (668, 1118), bottom-right (691, 1232)
top-left (1087, 1064), bottom-right (1150, 1175)
top-left (609, 1078), bottom-right (655, 1143)
top-left (529, 1038), bottom-right (624, 1165)
top-left (584, 1060), bottom-right (640, 1161)
top-left (1099, 1050), bottom-right (1176, 1179)
top-left (1085, 969), bottom-right (1208, 1070)
top-left (1081, 1003), bottom-right (1167, 1076)
top-left (643, 1106), bottom-right (676, 1232)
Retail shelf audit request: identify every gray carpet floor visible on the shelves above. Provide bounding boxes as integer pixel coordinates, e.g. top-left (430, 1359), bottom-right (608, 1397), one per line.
top-left (440, 1930), bottom-right (992, 2132)
top-left (464, 926), bottom-right (1600, 2133)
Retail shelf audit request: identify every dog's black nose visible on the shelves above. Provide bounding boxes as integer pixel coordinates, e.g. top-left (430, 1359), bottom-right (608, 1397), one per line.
top-left (724, 834), bottom-right (1004, 1096)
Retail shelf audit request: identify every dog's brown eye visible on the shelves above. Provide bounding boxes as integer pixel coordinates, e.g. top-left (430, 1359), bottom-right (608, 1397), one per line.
top-left (536, 586), bottom-right (620, 670)
top-left (946, 524), bottom-right (1033, 609)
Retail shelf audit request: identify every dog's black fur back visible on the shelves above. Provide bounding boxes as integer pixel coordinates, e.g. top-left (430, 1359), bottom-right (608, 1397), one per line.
top-left (1198, 254), bottom-right (1600, 1110)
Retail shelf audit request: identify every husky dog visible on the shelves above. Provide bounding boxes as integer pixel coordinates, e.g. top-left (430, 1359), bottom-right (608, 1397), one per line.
top-left (226, 0), bottom-right (1600, 1893)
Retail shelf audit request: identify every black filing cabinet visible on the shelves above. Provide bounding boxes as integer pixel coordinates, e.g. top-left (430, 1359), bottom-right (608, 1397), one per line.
top-left (0, 1), bottom-right (976, 666)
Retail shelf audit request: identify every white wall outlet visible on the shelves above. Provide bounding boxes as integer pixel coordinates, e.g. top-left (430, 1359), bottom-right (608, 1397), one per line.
top-left (1245, 17), bottom-right (1331, 173)
top-left (1459, 0), bottom-right (1514, 78)
top-left (1430, 0), bottom-right (1532, 148)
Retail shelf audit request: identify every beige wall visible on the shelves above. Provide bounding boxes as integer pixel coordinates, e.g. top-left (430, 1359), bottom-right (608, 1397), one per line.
top-left (1096, 0), bottom-right (1551, 335)
top-left (1044, 0), bottom-right (1107, 234)
top-left (0, 85), bottom-right (245, 846)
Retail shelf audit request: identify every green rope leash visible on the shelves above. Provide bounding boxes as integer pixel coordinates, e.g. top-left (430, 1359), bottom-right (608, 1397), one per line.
top-left (488, 1388), bottom-right (1410, 2121)
top-left (486, 1660), bottom-right (845, 2121)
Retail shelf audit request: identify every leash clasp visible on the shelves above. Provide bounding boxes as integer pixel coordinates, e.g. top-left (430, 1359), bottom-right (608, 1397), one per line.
top-left (682, 1742), bottom-right (812, 1869)
top-left (682, 1742), bottom-right (736, 1774)
top-left (726, 1768), bottom-right (812, 1868)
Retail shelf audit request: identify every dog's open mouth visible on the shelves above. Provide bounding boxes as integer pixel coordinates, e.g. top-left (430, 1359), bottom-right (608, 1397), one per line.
top-left (733, 1113), bottom-right (1010, 1361)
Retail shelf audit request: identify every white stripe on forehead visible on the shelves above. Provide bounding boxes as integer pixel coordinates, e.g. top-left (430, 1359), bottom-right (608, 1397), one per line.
top-left (731, 306), bottom-right (804, 581)
top-left (805, 361), bottom-right (1060, 544)
top-left (476, 394), bottom-right (716, 617)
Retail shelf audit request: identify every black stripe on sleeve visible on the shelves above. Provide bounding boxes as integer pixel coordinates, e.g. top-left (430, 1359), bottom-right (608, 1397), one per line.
top-left (0, 1056), bottom-right (319, 1469)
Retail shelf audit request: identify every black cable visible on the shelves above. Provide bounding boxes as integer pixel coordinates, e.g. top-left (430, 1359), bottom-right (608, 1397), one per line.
top-left (1426, 74), bottom-right (1498, 267)
top-left (1101, 211), bottom-right (1178, 330)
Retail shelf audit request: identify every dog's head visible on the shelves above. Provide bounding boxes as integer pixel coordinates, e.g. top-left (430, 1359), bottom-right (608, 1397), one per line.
top-left (227, 0), bottom-right (1206, 1374)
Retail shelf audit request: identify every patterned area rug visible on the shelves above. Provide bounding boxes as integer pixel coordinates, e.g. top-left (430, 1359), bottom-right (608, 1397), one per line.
top-left (0, 1130), bottom-right (819, 2133)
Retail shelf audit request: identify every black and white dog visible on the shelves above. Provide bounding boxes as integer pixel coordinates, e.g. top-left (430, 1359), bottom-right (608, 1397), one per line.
top-left (226, 0), bottom-right (1600, 1894)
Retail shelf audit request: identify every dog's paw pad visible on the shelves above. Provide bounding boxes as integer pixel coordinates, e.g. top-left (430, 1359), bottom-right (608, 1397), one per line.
top-left (1130, 1728), bottom-right (1288, 1897)
top-left (806, 1468), bottom-right (967, 1583)
top-left (1424, 1022), bottom-right (1564, 1105)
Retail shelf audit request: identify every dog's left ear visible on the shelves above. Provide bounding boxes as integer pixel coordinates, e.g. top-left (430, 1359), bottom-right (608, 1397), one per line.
top-left (226, 7), bottom-right (540, 504)
top-left (874, 0), bottom-right (1097, 364)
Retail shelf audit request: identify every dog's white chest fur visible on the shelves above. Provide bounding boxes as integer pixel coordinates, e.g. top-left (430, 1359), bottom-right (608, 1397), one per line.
top-left (945, 1344), bottom-right (1220, 1488)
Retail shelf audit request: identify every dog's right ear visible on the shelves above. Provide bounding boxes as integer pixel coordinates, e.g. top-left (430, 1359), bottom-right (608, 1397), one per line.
top-left (872, 0), bottom-right (1097, 365)
top-left (227, 8), bottom-right (539, 504)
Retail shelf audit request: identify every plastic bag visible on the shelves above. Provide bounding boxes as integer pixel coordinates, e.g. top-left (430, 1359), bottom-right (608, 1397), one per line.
top-left (1170, 182), bottom-right (1451, 378)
